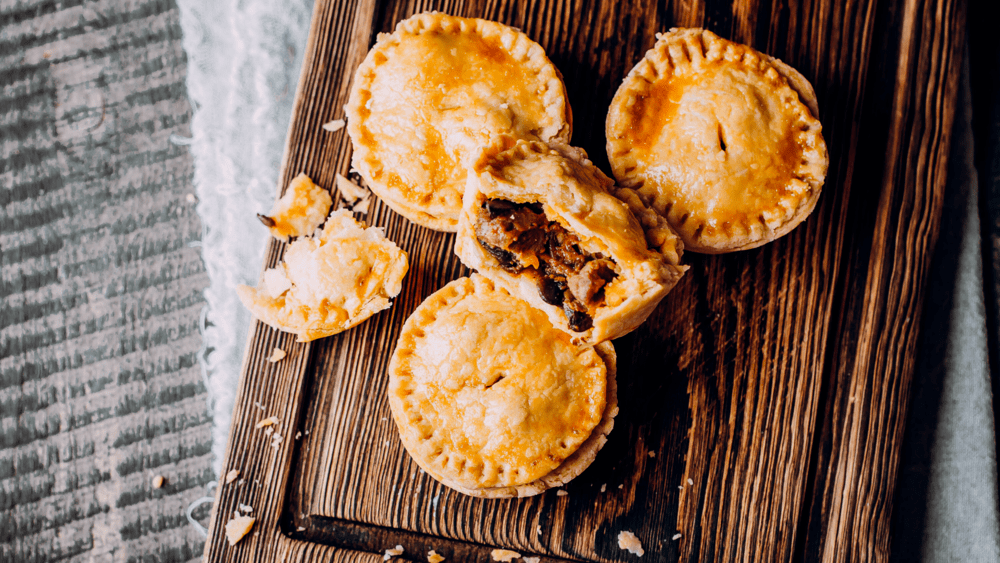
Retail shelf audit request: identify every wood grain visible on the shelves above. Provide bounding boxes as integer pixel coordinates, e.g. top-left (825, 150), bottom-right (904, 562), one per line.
top-left (202, 0), bottom-right (967, 561)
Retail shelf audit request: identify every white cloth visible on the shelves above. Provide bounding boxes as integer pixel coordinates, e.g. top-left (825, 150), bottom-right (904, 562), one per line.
top-left (175, 0), bottom-right (314, 475)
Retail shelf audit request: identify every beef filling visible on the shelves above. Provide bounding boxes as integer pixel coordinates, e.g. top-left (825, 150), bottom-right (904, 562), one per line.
top-left (474, 198), bottom-right (618, 332)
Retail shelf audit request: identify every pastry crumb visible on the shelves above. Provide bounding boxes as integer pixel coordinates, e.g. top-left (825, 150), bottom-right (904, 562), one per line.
top-left (224, 516), bottom-right (255, 546)
top-left (672, 533), bottom-right (682, 540)
top-left (295, 431), bottom-right (302, 440)
top-left (296, 526), bottom-right (306, 532)
top-left (261, 173), bottom-right (332, 241)
top-left (255, 416), bottom-right (279, 429)
top-left (687, 478), bottom-right (694, 485)
top-left (523, 558), bottom-right (540, 563)
top-left (267, 348), bottom-right (286, 362)
top-left (322, 119), bottom-right (346, 132)
top-left (225, 469), bottom-right (240, 484)
top-left (383, 545), bottom-right (404, 560)
top-left (427, 550), bottom-right (445, 563)
top-left (556, 489), bottom-right (568, 497)
top-left (618, 484), bottom-right (624, 489)
top-left (491, 549), bottom-right (521, 562)
top-left (600, 483), bottom-right (607, 492)
top-left (648, 451), bottom-right (655, 458)
top-left (352, 194), bottom-right (372, 214)
top-left (618, 531), bottom-right (644, 557)
top-left (238, 503), bottom-right (253, 513)
top-left (152, 475), bottom-right (165, 489)
top-left (536, 524), bottom-right (541, 535)
top-left (336, 173), bottom-right (369, 203)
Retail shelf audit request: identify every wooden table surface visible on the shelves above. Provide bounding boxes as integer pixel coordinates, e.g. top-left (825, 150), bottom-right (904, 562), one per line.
top-left (202, 0), bottom-right (966, 561)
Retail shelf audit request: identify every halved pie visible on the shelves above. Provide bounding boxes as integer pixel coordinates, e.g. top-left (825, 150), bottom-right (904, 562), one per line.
top-left (606, 28), bottom-right (828, 253)
top-left (388, 275), bottom-right (617, 498)
top-left (455, 139), bottom-right (687, 344)
top-left (346, 12), bottom-right (572, 232)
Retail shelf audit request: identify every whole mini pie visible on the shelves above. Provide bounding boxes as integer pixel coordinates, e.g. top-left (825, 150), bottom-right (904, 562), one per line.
top-left (388, 275), bottom-right (617, 498)
top-left (455, 139), bottom-right (687, 344)
top-left (606, 28), bottom-right (828, 253)
top-left (346, 12), bottom-right (572, 232)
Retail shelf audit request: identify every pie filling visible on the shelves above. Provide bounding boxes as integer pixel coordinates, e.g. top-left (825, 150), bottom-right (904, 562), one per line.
top-left (474, 199), bottom-right (618, 332)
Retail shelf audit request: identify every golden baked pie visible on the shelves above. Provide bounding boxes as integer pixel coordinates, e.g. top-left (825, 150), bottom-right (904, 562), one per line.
top-left (257, 173), bottom-right (332, 241)
top-left (388, 275), bottom-right (618, 498)
top-left (237, 209), bottom-right (408, 341)
top-left (606, 28), bottom-right (828, 253)
top-left (346, 12), bottom-right (572, 232)
top-left (455, 139), bottom-right (687, 344)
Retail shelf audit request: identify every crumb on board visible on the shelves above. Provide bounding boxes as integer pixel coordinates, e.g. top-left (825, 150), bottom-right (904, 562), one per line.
top-left (618, 531), bottom-right (644, 557)
top-left (267, 348), bottom-right (286, 362)
top-left (600, 483), bottom-right (606, 492)
top-left (238, 503), bottom-right (253, 513)
top-left (648, 451), bottom-right (656, 458)
top-left (322, 119), bottom-right (346, 132)
top-left (296, 431), bottom-right (302, 440)
top-left (256, 417), bottom-right (279, 429)
top-left (556, 489), bottom-right (568, 497)
top-left (264, 427), bottom-right (274, 436)
top-left (491, 549), bottom-right (521, 562)
top-left (618, 484), bottom-right (624, 489)
top-left (152, 475), bottom-right (165, 489)
top-left (672, 533), bottom-right (682, 541)
top-left (687, 478), bottom-right (694, 485)
top-left (225, 516), bottom-right (256, 546)
top-left (427, 550), bottom-right (445, 563)
top-left (336, 173), bottom-right (369, 203)
top-left (225, 469), bottom-right (240, 484)
top-left (352, 195), bottom-right (372, 214)
top-left (296, 526), bottom-right (306, 532)
top-left (523, 558), bottom-right (540, 563)
top-left (536, 524), bottom-right (541, 535)
top-left (383, 545), bottom-right (404, 560)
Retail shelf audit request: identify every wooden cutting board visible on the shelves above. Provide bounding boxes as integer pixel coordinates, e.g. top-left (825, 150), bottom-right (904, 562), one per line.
top-left (201, 0), bottom-right (966, 561)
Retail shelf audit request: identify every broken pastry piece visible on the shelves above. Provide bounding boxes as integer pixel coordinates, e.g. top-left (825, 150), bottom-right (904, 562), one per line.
top-left (346, 12), bottom-right (572, 231)
top-left (237, 209), bottom-right (408, 342)
top-left (388, 275), bottom-right (618, 498)
top-left (606, 28), bottom-right (828, 253)
top-left (455, 139), bottom-right (687, 344)
top-left (257, 173), bottom-right (333, 241)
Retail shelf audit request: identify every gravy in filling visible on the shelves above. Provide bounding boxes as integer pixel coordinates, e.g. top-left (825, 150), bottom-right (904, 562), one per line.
top-left (474, 198), bottom-right (618, 332)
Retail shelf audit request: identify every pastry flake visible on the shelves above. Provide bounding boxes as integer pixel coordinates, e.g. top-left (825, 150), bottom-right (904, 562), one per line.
top-left (237, 209), bottom-right (408, 342)
top-left (346, 12), bottom-right (572, 231)
top-left (606, 28), bottom-right (828, 253)
top-left (258, 173), bottom-right (333, 242)
top-left (388, 275), bottom-right (618, 498)
top-left (455, 139), bottom-right (686, 344)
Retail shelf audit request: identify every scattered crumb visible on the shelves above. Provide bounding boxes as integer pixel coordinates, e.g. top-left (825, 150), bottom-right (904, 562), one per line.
top-left (264, 427), bottom-right (274, 436)
top-left (617, 531), bottom-right (644, 557)
top-left (536, 525), bottom-right (541, 535)
top-left (322, 119), bottom-right (346, 132)
top-left (186, 193), bottom-right (196, 203)
top-left (296, 431), bottom-right (302, 440)
top-left (336, 173), bottom-right (369, 203)
top-left (672, 533), bottom-right (682, 541)
top-left (491, 549), bottom-right (521, 562)
top-left (239, 504), bottom-right (253, 513)
top-left (523, 558), bottom-right (540, 563)
top-left (267, 348), bottom-right (286, 362)
top-left (254, 402), bottom-right (266, 410)
top-left (556, 490), bottom-right (568, 497)
top-left (618, 484), bottom-right (624, 489)
top-left (296, 526), bottom-right (306, 532)
top-left (427, 550), bottom-right (445, 563)
top-left (383, 545), bottom-right (404, 560)
top-left (678, 485), bottom-right (684, 490)
top-left (648, 451), bottom-right (656, 458)
top-left (600, 484), bottom-right (607, 493)
top-left (152, 475), bottom-right (165, 489)
top-left (255, 416), bottom-right (279, 429)
top-left (226, 469), bottom-right (240, 484)
top-left (687, 478), bottom-right (694, 485)
top-left (224, 516), bottom-right (255, 546)
top-left (352, 194), bottom-right (371, 214)
top-left (260, 173), bottom-right (332, 241)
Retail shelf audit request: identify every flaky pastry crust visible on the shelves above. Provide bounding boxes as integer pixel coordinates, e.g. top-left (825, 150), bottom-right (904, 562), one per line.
top-left (388, 275), bottom-right (616, 497)
top-left (606, 28), bottom-right (828, 253)
top-left (455, 139), bottom-right (687, 344)
top-left (237, 209), bottom-right (408, 341)
top-left (346, 12), bottom-right (572, 232)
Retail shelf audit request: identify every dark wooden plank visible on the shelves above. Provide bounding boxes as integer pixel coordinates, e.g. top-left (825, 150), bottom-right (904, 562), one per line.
top-left (202, 0), bottom-right (967, 561)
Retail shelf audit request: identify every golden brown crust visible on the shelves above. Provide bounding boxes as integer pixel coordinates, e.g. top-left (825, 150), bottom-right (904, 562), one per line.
top-left (388, 275), bottom-right (616, 497)
top-left (346, 12), bottom-right (572, 232)
top-left (236, 210), bottom-right (408, 341)
top-left (455, 139), bottom-right (687, 344)
top-left (606, 28), bottom-right (828, 253)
